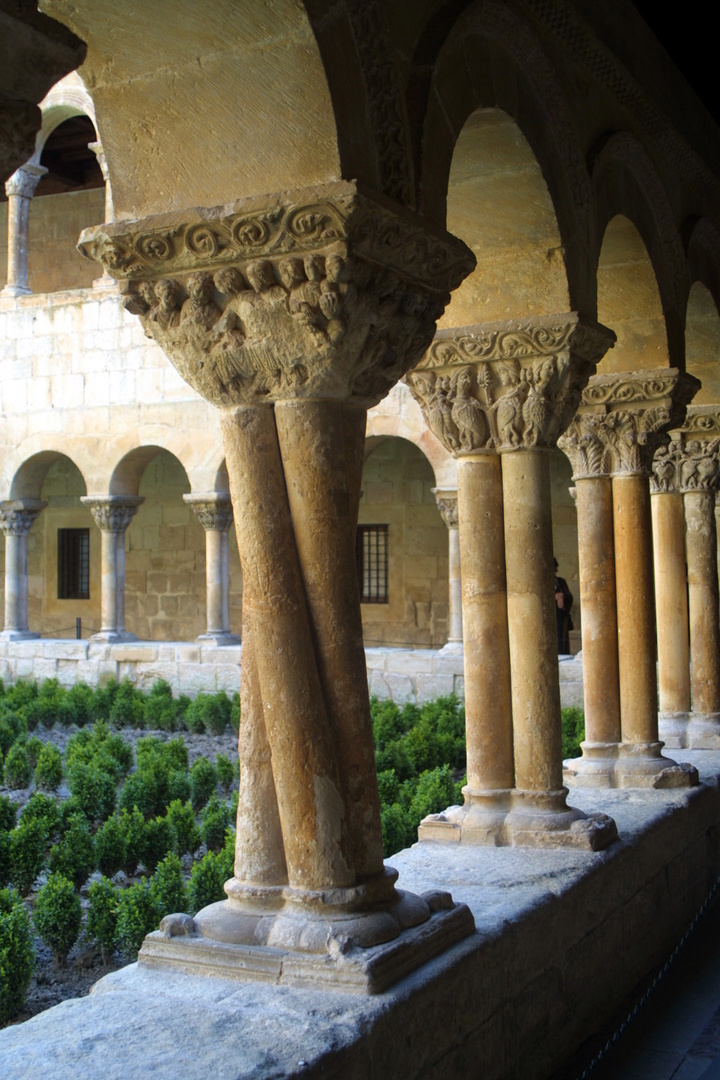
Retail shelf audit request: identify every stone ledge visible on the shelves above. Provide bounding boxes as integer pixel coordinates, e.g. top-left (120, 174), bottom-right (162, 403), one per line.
top-left (1, 752), bottom-right (718, 1080)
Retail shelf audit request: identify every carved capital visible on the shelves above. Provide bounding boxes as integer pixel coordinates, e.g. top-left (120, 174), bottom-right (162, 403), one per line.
top-left (0, 499), bottom-right (46, 536)
top-left (81, 495), bottom-right (144, 533)
top-left (559, 369), bottom-right (699, 479)
top-left (183, 493), bottom-right (234, 532)
top-left (651, 407), bottom-right (720, 494)
top-left (4, 164), bottom-right (46, 200)
top-left (432, 488), bottom-right (458, 529)
top-left (77, 180), bottom-right (474, 409)
top-left (405, 313), bottom-right (614, 456)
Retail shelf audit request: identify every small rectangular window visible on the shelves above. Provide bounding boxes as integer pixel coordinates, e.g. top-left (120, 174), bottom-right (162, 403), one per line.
top-left (57, 529), bottom-right (90, 600)
top-left (356, 524), bottom-right (388, 604)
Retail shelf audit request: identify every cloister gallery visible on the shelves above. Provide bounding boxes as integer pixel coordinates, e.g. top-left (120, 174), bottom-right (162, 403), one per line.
top-left (2, 1), bottom-right (720, 1078)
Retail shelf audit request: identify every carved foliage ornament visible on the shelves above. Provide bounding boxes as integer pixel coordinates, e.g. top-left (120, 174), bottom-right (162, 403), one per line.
top-left (4, 166), bottom-right (44, 200)
top-left (187, 499), bottom-right (234, 533)
top-left (78, 182), bottom-right (474, 410)
top-left (433, 491), bottom-right (458, 529)
top-left (0, 501), bottom-right (45, 537)
top-left (406, 315), bottom-right (614, 455)
top-left (558, 370), bottom-right (699, 479)
top-left (651, 408), bottom-right (720, 494)
top-left (81, 497), bottom-right (143, 534)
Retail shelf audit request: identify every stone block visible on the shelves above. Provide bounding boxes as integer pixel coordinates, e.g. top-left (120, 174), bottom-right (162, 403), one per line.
top-left (214, 665), bottom-right (242, 694)
top-left (97, 660), bottom-right (119, 683)
top-left (57, 659), bottom-right (83, 685)
top-left (177, 665), bottom-right (218, 694)
top-left (75, 659), bottom-right (101, 684)
top-left (42, 641), bottom-right (88, 660)
top-left (383, 673), bottom-right (417, 703)
top-left (416, 674), bottom-right (455, 698)
top-left (32, 658), bottom-right (59, 681)
top-left (15, 658), bottom-right (35, 678)
top-left (110, 646), bottom-right (160, 663)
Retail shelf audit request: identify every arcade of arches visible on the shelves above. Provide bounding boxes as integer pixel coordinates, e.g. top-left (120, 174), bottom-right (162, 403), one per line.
top-left (2, 2), bottom-right (720, 1078)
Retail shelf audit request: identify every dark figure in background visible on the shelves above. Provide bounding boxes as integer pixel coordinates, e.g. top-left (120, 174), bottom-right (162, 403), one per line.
top-left (554, 557), bottom-right (573, 655)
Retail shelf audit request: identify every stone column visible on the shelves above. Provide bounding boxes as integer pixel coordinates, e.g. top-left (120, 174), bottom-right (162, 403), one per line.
top-left (408, 313), bottom-right (618, 849)
top-left (432, 488), bottom-right (462, 652)
top-left (561, 370), bottom-right (699, 787)
top-left (1, 165), bottom-right (46, 297)
top-left (81, 495), bottom-right (143, 643)
top-left (183, 493), bottom-right (240, 645)
top-left (650, 439), bottom-right (690, 747)
top-left (668, 408), bottom-right (720, 746)
top-left (0, 499), bottom-right (46, 639)
top-left (79, 180), bottom-right (477, 985)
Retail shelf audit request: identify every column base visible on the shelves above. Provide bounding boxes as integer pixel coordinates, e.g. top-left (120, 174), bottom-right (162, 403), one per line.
top-left (137, 869), bottom-right (475, 995)
top-left (419, 787), bottom-right (617, 851)
top-left (658, 712), bottom-right (690, 748)
top-left (566, 740), bottom-right (699, 788)
top-left (90, 630), bottom-right (138, 644)
top-left (563, 742), bottom-right (621, 787)
top-left (439, 640), bottom-right (463, 655)
top-left (195, 632), bottom-right (241, 647)
top-left (686, 712), bottom-right (720, 750)
top-left (0, 629), bottom-right (39, 641)
top-left (0, 284), bottom-right (31, 298)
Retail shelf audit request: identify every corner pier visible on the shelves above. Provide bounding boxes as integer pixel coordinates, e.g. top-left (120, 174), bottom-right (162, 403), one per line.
top-left (2, 751), bottom-right (719, 1080)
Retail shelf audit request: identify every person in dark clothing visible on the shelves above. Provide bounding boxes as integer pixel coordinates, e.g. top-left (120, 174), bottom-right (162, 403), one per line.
top-left (554, 557), bottom-right (574, 655)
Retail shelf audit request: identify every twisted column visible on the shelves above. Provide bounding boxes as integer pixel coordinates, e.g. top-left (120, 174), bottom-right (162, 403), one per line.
top-left (78, 179), bottom-right (477, 973)
top-left (560, 370), bottom-right (699, 787)
top-left (1, 165), bottom-right (46, 296)
top-left (0, 499), bottom-right (46, 639)
top-left (81, 495), bottom-right (143, 642)
top-left (184, 493), bottom-right (240, 645)
top-left (407, 313), bottom-right (618, 848)
top-left (432, 489), bottom-right (463, 652)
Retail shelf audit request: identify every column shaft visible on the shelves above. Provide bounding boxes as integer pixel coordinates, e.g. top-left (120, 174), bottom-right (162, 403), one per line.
top-left (685, 490), bottom-right (720, 714)
top-left (576, 477), bottom-right (621, 742)
top-left (613, 475), bottom-right (658, 743)
top-left (652, 491), bottom-right (690, 715)
top-left (205, 528), bottom-right (230, 635)
top-left (457, 455), bottom-right (513, 792)
top-left (4, 533), bottom-right (29, 634)
top-left (502, 450), bottom-right (563, 793)
top-left (447, 527), bottom-right (463, 646)
top-left (5, 193), bottom-right (31, 293)
top-left (99, 529), bottom-right (125, 635)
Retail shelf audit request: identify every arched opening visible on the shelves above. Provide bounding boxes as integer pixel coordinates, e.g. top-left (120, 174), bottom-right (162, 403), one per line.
top-left (685, 281), bottom-right (720, 402)
top-left (439, 107), bottom-right (570, 330)
top-left (596, 215), bottom-right (670, 372)
top-left (359, 437), bottom-right (446, 648)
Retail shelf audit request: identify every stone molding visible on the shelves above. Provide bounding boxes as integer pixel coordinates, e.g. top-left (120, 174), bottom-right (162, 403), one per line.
top-left (559, 369), bottom-right (700, 479)
top-left (4, 164), bottom-right (46, 200)
top-left (0, 499), bottom-right (47, 536)
top-left (183, 493), bottom-right (234, 532)
top-left (651, 407), bottom-right (720, 494)
top-left (81, 495), bottom-right (144, 533)
top-left (77, 181), bottom-right (474, 410)
top-left (432, 488), bottom-right (458, 529)
top-left (405, 313), bottom-right (614, 456)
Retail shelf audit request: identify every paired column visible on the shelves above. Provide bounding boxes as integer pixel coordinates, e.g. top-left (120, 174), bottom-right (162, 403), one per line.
top-left (79, 179), bottom-right (477, 977)
top-left (432, 488), bottom-right (463, 652)
top-left (559, 370), bottom-right (699, 787)
top-left (1, 165), bottom-right (46, 297)
top-left (407, 313), bottom-right (618, 849)
top-left (81, 495), bottom-right (143, 643)
top-left (184, 493), bottom-right (240, 645)
top-left (0, 499), bottom-right (46, 639)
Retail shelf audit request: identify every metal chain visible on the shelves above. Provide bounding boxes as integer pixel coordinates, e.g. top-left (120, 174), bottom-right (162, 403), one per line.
top-left (575, 872), bottom-right (720, 1079)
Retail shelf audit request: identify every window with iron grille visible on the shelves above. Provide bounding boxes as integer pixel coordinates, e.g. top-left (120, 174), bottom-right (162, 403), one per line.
top-left (356, 524), bottom-right (388, 603)
top-left (57, 529), bottom-right (90, 600)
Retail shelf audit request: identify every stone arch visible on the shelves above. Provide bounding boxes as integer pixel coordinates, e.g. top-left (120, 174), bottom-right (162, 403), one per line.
top-left (8, 449), bottom-right (88, 500)
top-left (595, 214), bottom-right (671, 373)
top-left (26, 72), bottom-right (98, 168)
top-left (591, 133), bottom-right (686, 366)
top-left (685, 280), bottom-right (720, 404)
top-left (685, 217), bottom-right (720, 321)
top-left (366, 385), bottom-right (457, 488)
top-left (41, 0), bottom-right (343, 219)
top-left (413, 0), bottom-right (592, 311)
top-left (109, 444), bottom-right (191, 497)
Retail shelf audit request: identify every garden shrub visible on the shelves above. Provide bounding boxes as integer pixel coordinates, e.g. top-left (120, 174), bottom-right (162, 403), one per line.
top-left (215, 754), bottom-right (234, 794)
top-left (66, 721), bottom-right (132, 779)
top-left (230, 692), bottom-right (240, 735)
top-left (149, 853), bottom-right (186, 916)
top-left (33, 873), bottom-right (82, 964)
top-left (0, 833), bottom-right (9, 888)
top-left (66, 761), bottom-right (117, 822)
top-left (57, 797), bottom-right (87, 835)
top-left (48, 813), bottom-right (95, 890)
top-left (87, 877), bottom-right (119, 963)
top-left (116, 881), bottom-right (158, 959)
top-left (0, 754), bottom-right (3, 786)
top-left (561, 707), bottom-right (585, 760)
top-left (25, 736), bottom-right (44, 769)
top-left (109, 679), bottom-right (145, 729)
top-left (217, 828), bottom-right (235, 883)
top-left (119, 767), bottom-right (162, 820)
top-left (20, 792), bottom-right (60, 837)
top-left (201, 796), bottom-right (232, 853)
top-left (380, 804), bottom-right (415, 858)
top-left (406, 765), bottom-right (457, 823)
top-left (59, 682), bottom-right (94, 728)
top-left (34, 743), bottom-right (63, 791)
top-left (95, 814), bottom-right (126, 879)
top-left (0, 796), bottom-right (17, 833)
top-left (3, 742), bottom-right (31, 790)
top-left (0, 888), bottom-right (35, 1023)
top-left (118, 807), bottom-right (147, 877)
top-left (187, 852), bottom-right (226, 915)
top-left (190, 757), bottom-right (217, 812)
top-left (144, 680), bottom-right (179, 732)
top-left (165, 799), bottom-right (200, 857)
top-left (376, 769), bottom-right (400, 806)
top-left (371, 698), bottom-right (412, 749)
top-left (0, 715), bottom-right (22, 758)
top-left (143, 816), bottom-right (174, 873)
